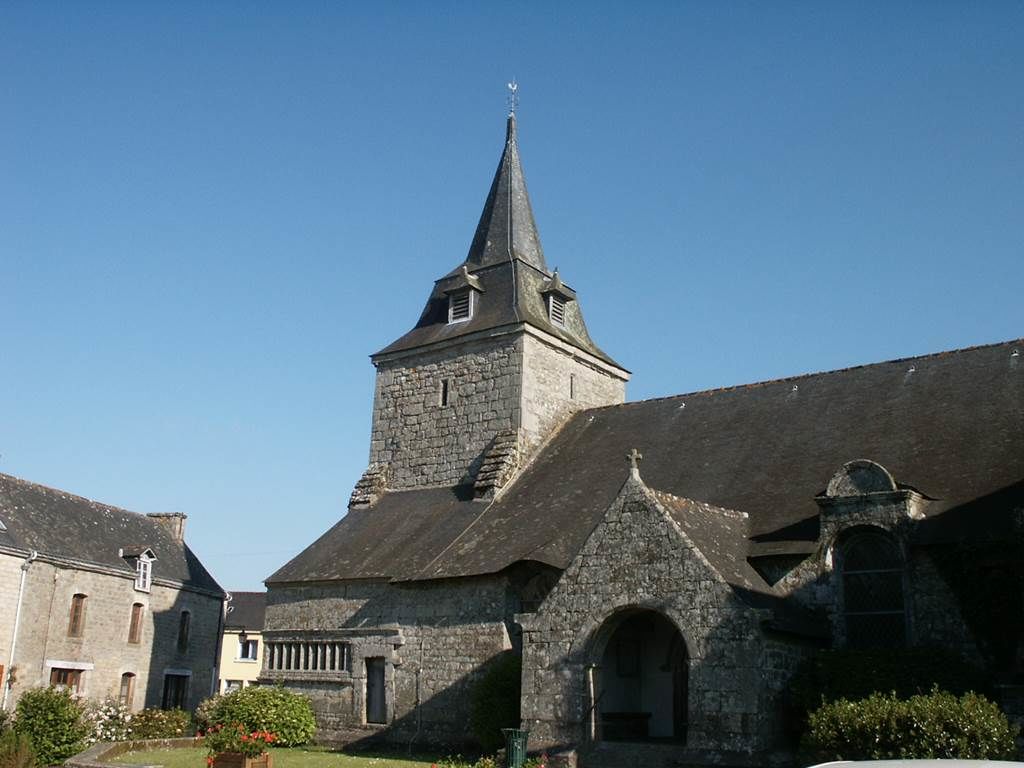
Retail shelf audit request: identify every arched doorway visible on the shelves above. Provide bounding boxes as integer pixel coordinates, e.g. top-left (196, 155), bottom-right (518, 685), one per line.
top-left (590, 609), bottom-right (688, 744)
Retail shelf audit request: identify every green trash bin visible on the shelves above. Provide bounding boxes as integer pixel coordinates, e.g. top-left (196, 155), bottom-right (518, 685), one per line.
top-left (501, 728), bottom-right (530, 768)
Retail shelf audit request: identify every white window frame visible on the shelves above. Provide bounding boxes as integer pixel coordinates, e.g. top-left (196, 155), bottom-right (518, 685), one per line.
top-left (448, 289), bottom-right (473, 324)
top-left (135, 554), bottom-right (153, 593)
top-left (238, 637), bottom-right (259, 661)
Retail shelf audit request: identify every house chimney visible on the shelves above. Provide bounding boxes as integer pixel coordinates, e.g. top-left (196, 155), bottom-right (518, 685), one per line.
top-left (147, 512), bottom-right (187, 542)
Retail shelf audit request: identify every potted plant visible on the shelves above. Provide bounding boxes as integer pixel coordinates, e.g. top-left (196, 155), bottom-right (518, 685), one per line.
top-left (201, 723), bottom-right (277, 768)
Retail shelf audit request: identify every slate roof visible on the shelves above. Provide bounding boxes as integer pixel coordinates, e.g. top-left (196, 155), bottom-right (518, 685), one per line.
top-left (226, 591), bottom-right (266, 631)
top-left (268, 338), bottom-right (1024, 591)
top-left (373, 115), bottom-right (624, 371)
top-left (0, 473), bottom-right (223, 595)
top-left (464, 114), bottom-right (546, 273)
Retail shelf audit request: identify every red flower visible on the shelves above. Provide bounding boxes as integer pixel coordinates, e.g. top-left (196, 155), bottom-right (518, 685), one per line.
top-left (206, 758), bottom-right (214, 767)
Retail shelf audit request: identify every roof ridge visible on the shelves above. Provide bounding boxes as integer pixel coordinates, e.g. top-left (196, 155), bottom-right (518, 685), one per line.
top-left (649, 488), bottom-right (749, 519)
top-left (584, 336), bottom-right (1024, 412)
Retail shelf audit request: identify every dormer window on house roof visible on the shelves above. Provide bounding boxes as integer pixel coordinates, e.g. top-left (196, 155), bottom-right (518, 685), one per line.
top-left (120, 546), bottom-right (156, 592)
top-left (135, 555), bottom-right (153, 592)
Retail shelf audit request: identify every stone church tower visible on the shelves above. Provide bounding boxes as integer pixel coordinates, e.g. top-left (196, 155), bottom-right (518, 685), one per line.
top-left (353, 114), bottom-right (630, 503)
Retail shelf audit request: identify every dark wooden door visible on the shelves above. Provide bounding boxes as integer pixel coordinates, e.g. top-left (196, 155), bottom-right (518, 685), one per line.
top-left (365, 657), bottom-right (386, 724)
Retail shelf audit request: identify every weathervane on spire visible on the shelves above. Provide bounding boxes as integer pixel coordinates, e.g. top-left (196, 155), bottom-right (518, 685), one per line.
top-left (506, 79), bottom-right (519, 115)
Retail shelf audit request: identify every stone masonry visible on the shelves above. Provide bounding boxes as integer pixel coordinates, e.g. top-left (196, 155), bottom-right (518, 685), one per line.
top-left (263, 576), bottom-right (519, 746)
top-left (1, 550), bottom-right (221, 712)
top-left (368, 330), bottom-right (625, 492)
top-left (519, 469), bottom-right (805, 765)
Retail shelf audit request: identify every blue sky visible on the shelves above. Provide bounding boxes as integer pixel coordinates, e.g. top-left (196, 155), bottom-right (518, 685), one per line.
top-left (2, 2), bottom-right (1021, 592)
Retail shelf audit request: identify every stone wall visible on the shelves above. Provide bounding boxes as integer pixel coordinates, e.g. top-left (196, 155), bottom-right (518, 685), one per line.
top-left (369, 336), bottom-right (524, 490)
top-left (369, 330), bottom-right (626, 492)
top-left (519, 474), bottom-right (801, 765)
top-left (264, 576), bottom-right (517, 747)
top-left (0, 554), bottom-right (24, 676)
top-left (519, 332), bottom-right (626, 454)
top-left (2, 555), bottom-right (221, 712)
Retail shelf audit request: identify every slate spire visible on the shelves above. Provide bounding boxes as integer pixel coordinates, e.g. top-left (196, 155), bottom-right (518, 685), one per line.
top-left (464, 113), bottom-right (548, 272)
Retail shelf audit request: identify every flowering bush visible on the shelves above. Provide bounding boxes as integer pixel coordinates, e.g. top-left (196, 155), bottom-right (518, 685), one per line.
top-left (84, 698), bottom-right (132, 744)
top-left (201, 723), bottom-right (276, 763)
top-left (127, 707), bottom-right (192, 739)
top-left (204, 686), bottom-right (315, 746)
top-left (194, 694), bottom-right (224, 732)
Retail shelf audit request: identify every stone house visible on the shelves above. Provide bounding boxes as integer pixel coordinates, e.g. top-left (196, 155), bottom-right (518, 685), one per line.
top-left (218, 591), bottom-right (265, 694)
top-left (0, 473), bottom-right (224, 713)
top-left (264, 113), bottom-right (1023, 765)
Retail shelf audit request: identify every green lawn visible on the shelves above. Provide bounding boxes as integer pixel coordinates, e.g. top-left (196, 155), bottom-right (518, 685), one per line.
top-left (112, 747), bottom-right (438, 768)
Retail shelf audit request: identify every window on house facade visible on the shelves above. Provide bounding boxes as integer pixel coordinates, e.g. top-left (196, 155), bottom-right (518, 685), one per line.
top-left (548, 293), bottom-right (567, 326)
top-left (135, 555), bottom-right (153, 592)
top-left (840, 529), bottom-right (907, 648)
top-left (68, 594), bottom-right (87, 637)
top-left (128, 603), bottom-right (144, 644)
top-left (119, 673), bottom-right (136, 708)
top-left (266, 641), bottom-right (351, 673)
top-left (177, 611), bottom-right (191, 653)
top-left (50, 667), bottom-right (83, 693)
top-left (238, 638), bottom-right (259, 661)
top-left (224, 679), bottom-right (244, 692)
top-left (448, 289), bottom-right (472, 323)
top-left (161, 673), bottom-right (189, 710)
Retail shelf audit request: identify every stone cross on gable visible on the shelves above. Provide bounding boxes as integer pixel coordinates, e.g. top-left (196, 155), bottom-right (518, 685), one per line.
top-left (627, 448), bottom-right (643, 471)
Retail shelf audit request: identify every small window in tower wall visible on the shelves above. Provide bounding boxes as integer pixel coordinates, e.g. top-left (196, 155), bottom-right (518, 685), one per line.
top-left (439, 379), bottom-right (450, 407)
top-left (449, 290), bottom-right (472, 323)
top-left (549, 295), bottom-right (566, 326)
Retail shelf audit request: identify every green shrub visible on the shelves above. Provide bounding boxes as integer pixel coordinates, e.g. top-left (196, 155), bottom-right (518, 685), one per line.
top-left (205, 686), bottom-right (315, 747)
top-left (0, 729), bottom-right (38, 768)
top-left (469, 651), bottom-right (522, 753)
top-left (12, 687), bottom-right (88, 765)
top-left (790, 647), bottom-right (988, 715)
top-left (802, 688), bottom-right (1017, 762)
top-left (0, 708), bottom-right (9, 734)
top-left (127, 708), bottom-right (192, 739)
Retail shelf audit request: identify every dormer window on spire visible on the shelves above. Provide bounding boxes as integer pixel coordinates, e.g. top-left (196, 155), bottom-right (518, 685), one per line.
top-left (548, 294), bottom-right (567, 327)
top-left (449, 290), bottom-right (473, 323)
top-left (541, 270), bottom-right (576, 330)
top-left (444, 266), bottom-right (484, 325)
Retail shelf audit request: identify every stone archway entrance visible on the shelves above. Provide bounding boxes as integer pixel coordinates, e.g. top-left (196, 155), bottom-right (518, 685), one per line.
top-left (590, 609), bottom-right (688, 744)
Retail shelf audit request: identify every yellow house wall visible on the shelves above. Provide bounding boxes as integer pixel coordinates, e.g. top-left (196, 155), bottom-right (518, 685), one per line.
top-left (218, 629), bottom-right (263, 692)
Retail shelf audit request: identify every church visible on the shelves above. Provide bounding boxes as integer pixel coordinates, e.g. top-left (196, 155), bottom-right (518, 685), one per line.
top-left (263, 111), bottom-right (1023, 766)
